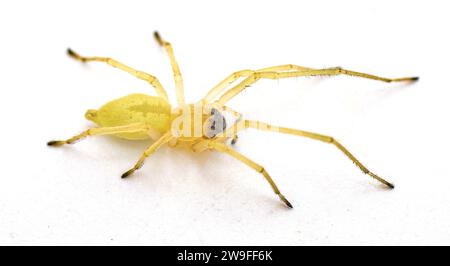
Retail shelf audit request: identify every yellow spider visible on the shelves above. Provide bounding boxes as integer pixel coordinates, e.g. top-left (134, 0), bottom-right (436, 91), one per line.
top-left (48, 31), bottom-right (418, 208)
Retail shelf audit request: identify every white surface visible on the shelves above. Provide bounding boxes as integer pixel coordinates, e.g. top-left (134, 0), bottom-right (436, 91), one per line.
top-left (1, 0), bottom-right (449, 245)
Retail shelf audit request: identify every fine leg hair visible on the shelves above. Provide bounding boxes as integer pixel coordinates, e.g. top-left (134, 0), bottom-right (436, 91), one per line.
top-left (203, 65), bottom-right (418, 105)
top-left (121, 132), bottom-right (173, 178)
top-left (47, 123), bottom-right (151, 147)
top-left (218, 120), bottom-right (394, 188)
top-left (208, 141), bottom-right (293, 208)
top-left (67, 48), bottom-right (169, 101)
top-left (154, 31), bottom-right (185, 106)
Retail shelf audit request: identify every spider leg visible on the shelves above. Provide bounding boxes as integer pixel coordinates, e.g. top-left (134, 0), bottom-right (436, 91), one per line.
top-left (154, 31), bottom-right (185, 106)
top-left (208, 141), bottom-right (292, 208)
top-left (67, 48), bottom-right (169, 101)
top-left (47, 123), bottom-right (151, 147)
top-left (217, 120), bottom-right (394, 188)
top-left (202, 64), bottom-right (314, 103)
top-left (231, 135), bottom-right (239, 145)
top-left (121, 132), bottom-right (173, 178)
top-left (206, 66), bottom-right (418, 105)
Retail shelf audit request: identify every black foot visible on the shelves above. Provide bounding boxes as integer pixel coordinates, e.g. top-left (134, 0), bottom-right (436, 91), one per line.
top-left (153, 31), bottom-right (163, 46)
top-left (121, 169), bottom-right (135, 178)
top-left (47, 140), bottom-right (65, 147)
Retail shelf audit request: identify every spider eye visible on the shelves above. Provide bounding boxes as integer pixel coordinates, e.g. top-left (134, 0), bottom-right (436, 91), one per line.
top-left (205, 109), bottom-right (227, 138)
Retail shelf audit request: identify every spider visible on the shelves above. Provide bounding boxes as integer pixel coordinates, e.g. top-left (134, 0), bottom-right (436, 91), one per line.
top-left (48, 31), bottom-right (418, 208)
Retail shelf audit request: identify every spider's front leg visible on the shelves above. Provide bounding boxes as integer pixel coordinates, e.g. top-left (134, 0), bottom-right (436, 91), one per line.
top-left (121, 132), bottom-right (173, 178)
top-left (202, 64), bottom-right (418, 105)
top-left (216, 68), bottom-right (419, 105)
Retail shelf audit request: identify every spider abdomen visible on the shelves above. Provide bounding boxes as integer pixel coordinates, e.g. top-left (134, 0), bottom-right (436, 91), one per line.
top-left (85, 93), bottom-right (172, 140)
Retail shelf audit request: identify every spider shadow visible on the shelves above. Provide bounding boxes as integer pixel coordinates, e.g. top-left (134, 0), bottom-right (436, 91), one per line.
top-left (104, 136), bottom-right (291, 215)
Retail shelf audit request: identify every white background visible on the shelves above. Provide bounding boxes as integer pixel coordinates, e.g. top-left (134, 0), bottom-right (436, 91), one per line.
top-left (1, 0), bottom-right (449, 245)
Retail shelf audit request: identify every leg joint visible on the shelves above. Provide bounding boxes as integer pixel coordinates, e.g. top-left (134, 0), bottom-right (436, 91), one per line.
top-left (333, 67), bottom-right (344, 74)
top-left (258, 167), bottom-right (267, 174)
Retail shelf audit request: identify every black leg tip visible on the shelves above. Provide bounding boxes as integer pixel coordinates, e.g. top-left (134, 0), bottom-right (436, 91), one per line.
top-left (279, 194), bottom-right (293, 208)
top-left (285, 201), bottom-right (293, 209)
top-left (67, 48), bottom-right (85, 62)
top-left (411, 77), bottom-right (419, 81)
top-left (121, 170), bottom-right (133, 179)
top-left (67, 48), bottom-right (75, 56)
top-left (153, 31), bottom-right (163, 46)
top-left (387, 182), bottom-right (395, 189)
top-left (47, 140), bottom-right (63, 147)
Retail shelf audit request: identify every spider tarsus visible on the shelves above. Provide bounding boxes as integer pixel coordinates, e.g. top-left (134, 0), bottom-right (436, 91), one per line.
top-left (392, 76), bottom-right (419, 83)
top-left (47, 140), bottom-right (65, 147)
top-left (67, 48), bottom-right (76, 57)
top-left (279, 194), bottom-right (293, 208)
top-left (121, 169), bottom-right (134, 178)
top-left (386, 182), bottom-right (395, 189)
top-left (368, 172), bottom-right (395, 189)
top-left (285, 200), bottom-right (293, 209)
top-left (67, 48), bottom-right (85, 62)
top-left (153, 31), bottom-right (164, 46)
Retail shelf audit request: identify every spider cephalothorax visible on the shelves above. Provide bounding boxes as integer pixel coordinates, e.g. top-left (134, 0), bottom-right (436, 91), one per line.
top-left (168, 104), bottom-right (231, 140)
top-left (48, 31), bottom-right (418, 208)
